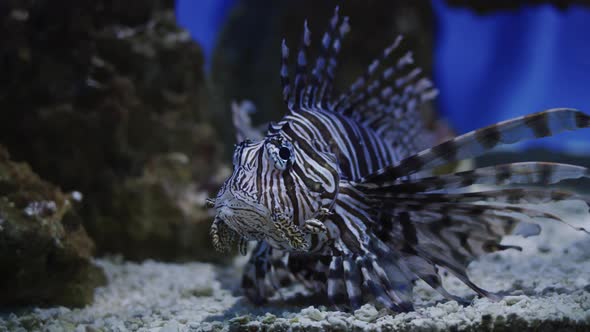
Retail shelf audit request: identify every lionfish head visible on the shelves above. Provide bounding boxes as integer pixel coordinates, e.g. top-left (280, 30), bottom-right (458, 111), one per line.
top-left (211, 130), bottom-right (340, 252)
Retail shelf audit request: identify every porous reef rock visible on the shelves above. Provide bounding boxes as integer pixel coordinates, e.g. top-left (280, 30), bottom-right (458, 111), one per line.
top-left (0, 1), bottom-right (227, 261)
top-left (0, 145), bottom-right (106, 307)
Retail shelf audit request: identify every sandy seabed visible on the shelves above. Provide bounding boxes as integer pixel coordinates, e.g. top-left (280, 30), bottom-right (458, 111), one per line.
top-left (2, 201), bottom-right (590, 332)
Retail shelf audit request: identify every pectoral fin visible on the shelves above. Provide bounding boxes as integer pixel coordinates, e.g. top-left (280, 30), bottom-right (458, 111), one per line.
top-left (210, 216), bottom-right (238, 253)
top-left (272, 212), bottom-right (310, 251)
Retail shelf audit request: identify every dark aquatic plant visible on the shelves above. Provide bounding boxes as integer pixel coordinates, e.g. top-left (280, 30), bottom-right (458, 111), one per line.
top-left (206, 7), bottom-right (590, 312)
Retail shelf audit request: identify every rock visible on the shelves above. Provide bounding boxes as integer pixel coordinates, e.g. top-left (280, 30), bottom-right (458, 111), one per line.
top-left (0, 1), bottom-right (227, 261)
top-left (159, 320), bottom-right (180, 332)
top-left (0, 145), bottom-right (106, 307)
top-left (353, 304), bottom-right (379, 322)
top-left (301, 306), bottom-right (325, 321)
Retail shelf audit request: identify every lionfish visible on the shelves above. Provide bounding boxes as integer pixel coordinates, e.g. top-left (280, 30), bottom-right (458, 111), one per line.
top-left (207, 7), bottom-right (590, 311)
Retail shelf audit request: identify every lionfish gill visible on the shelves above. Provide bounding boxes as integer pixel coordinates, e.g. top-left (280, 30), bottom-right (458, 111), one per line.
top-left (206, 7), bottom-right (590, 312)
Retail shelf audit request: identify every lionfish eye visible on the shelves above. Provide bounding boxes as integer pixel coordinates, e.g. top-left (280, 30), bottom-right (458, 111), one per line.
top-left (265, 139), bottom-right (294, 171)
top-left (279, 147), bottom-right (291, 160)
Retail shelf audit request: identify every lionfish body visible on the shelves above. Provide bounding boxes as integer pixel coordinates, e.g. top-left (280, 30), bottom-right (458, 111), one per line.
top-left (209, 7), bottom-right (590, 311)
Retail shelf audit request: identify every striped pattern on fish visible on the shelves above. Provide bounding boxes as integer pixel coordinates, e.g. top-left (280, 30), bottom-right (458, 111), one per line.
top-left (208, 6), bottom-right (590, 311)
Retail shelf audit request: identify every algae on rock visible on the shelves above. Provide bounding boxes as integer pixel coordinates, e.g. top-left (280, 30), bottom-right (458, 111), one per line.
top-left (0, 146), bottom-right (106, 307)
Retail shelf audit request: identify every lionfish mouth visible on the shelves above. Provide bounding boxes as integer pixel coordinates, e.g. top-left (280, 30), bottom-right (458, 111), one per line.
top-left (216, 202), bottom-right (269, 236)
top-left (210, 197), bottom-right (311, 253)
top-left (209, 212), bottom-right (261, 255)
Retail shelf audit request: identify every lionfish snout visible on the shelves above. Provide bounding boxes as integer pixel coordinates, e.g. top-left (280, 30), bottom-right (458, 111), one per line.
top-left (209, 190), bottom-right (313, 252)
top-left (213, 190), bottom-right (271, 240)
top-left (208, 191), bottom-right (272, 254)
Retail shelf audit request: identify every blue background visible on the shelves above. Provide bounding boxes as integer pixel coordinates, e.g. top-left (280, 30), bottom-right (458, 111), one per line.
top-left (177, 0), bottom-right (590, 154)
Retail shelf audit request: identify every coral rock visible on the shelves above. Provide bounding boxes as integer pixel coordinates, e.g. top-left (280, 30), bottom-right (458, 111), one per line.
top-left (0, 1), bottom-right (226, 261)
top-left (0, 145), bottom-right (106, 307)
